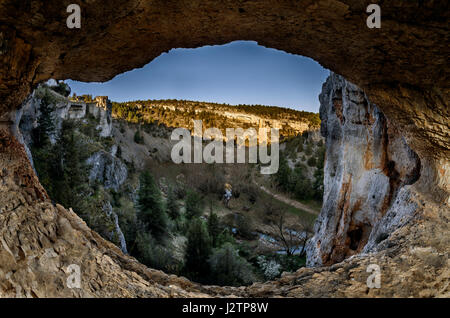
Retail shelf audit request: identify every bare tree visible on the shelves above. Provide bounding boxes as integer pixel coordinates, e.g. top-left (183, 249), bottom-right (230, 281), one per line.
top-left (270, 211), bottom-right (313, 257)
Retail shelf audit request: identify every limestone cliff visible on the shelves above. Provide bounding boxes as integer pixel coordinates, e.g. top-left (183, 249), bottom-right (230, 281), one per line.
top-left (307, 74), bottom-right (421, 266)
top-left (86, 151), bottom-right (128, 192)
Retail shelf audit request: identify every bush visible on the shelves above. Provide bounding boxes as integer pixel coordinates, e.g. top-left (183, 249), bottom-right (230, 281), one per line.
top-left (134, 129), bottom-right (144, 144)
top-left (235, 214), bottom-right (256, 240)
top-left (216, 228), bottom-right (236, 247)
top-left (293, 177), bottom-right (314, 200)
top-left (242, 183), bottom-right (258, 204)
top-left (188, 165), bottom-right (225, 196)
top-left (135, 232), bottom-right (181, 274)
top-left (304, 143), bottom-right (313, 156)
top-left (257, 256), bottom-right (281, 280)
top-left (50, 81), bottom-right (71, 97)
top-left (276, 156), bottom-right (291, 191)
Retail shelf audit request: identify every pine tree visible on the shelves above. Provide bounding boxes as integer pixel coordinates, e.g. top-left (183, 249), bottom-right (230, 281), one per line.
top-left (166, 186), bottom-right (180, 220)
top-left (51, 121), bottom-right (89, 210)
top-left (185, 191), bottom-right (202, 219)
top-left (184, 218), bottom-right (212, 281)
top-left (276, 155), bottom-right (291, 191)
top-left (137, 171), bottom-right (168, 241)
top-left (34, 90), bottom-right (55, 147)
top-left (207, 209), bottom-right (221, 248)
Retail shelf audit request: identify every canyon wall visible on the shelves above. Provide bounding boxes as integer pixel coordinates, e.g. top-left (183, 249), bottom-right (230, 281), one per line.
top-left (307, 74), bottom-right (421, 266)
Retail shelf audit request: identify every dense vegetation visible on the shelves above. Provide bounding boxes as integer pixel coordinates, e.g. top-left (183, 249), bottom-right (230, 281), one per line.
top-left (275, 132), bottom-right (325, 202)
top-left (111, 99), bottom-right (321, 140)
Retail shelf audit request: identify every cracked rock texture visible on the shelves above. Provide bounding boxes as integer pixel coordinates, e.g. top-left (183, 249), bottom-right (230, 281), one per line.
top-left (0, 0), bottom-right (449, 297)
top-left (86, 151), bottom-right (128, 192)
top-left (306, 74), bottom-right (421, 266)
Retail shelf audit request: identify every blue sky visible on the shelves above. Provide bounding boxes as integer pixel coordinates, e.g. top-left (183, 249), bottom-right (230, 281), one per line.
top-left (66, 41), bottom-right (329, 113)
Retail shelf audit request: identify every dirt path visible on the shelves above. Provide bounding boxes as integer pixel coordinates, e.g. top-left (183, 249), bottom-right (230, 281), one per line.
top-left (255, 182), bottom-right (320, 216)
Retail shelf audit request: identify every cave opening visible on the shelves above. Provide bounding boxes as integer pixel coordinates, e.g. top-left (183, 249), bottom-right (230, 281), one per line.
top-left (21, 41), bottom-right (333, 286)
top-left (18, 35), bottom-right (427, 287)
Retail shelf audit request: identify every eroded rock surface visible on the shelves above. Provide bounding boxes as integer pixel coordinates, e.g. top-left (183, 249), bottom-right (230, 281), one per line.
top-left (307, 74), bottom-right (421, 266)
top-left (87, 151), bottom-right (128, 192)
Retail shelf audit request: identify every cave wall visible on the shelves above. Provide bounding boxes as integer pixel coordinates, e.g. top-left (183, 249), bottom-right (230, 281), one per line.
top-left (0, 0), bottom-right (448, 297)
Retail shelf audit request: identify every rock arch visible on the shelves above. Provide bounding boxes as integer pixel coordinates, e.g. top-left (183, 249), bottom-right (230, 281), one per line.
top-left (0, 0), bottom-right (448, 297)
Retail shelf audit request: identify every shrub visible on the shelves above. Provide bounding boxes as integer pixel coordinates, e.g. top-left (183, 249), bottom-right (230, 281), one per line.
top-left (208, 243), bottom-right (256, 286)
top-left (293, 178), bottom-right (314, 200)
top-left (235, 214), bottom-right (256, 240)
top-left (276, 155), bottom-right (291, 191)
top-left (135, 232), bottom-right (181, 273)
top-left (307, 156), bottom-right (317, 167)
top-left (242, 183), bottom-right (258, 204)
top-left (257, 256), bottom-right (281, 280)
top-left (134, 129), bottom-right (144, 144)
top-left (214, 228), bottom-right (234, 246)
top-left (50, 81), bottom-right (71, 97)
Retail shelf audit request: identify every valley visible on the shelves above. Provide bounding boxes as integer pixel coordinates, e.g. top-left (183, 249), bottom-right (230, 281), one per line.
top-left (20, 81), bottom-right (324, 286)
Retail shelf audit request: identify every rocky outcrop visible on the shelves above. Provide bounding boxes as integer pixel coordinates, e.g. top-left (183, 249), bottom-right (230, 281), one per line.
top-left (16, 87), bottom-right (68, 167)
top-left (86, 98), bottom-right (113, 138)
top-left (86, 151), bottom-right (128, 191)
top-left (17, 85), bottom-right (114, 153)
top-left (307, 74), bottom-right (421, 266)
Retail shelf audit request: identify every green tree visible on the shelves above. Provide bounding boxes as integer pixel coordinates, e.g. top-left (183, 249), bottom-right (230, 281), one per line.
top-left (51, 81), bottom-right (71, 97)
top-left (184, 218), bottom-right (212, 281)
top-left (276, 155), bottom-right (291, 191)
top-left (166, 186), bottom-right (180, 220)
top-left (185, 191), bottom-right (203, 219)
top-left (137, 171), bottom-right (168, 241)
top-left (33, 91), bottom-right (56, 147)
top-left (207, 210), bottom-right (221, 248)
top-left (293, 177), bottom-right (314, 200)
top-left (51, 121), bottom-right (89, 210)
top-left (313, 167), bottom-right (324, 201)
